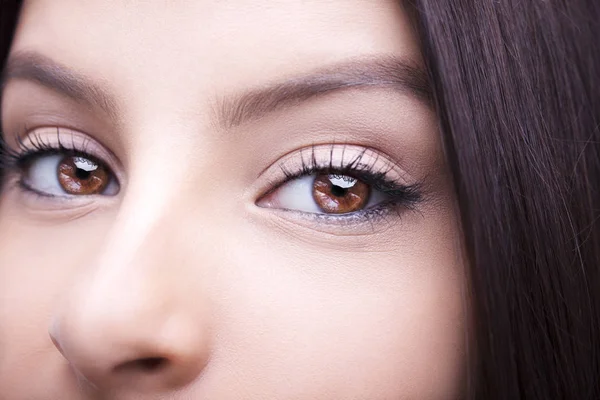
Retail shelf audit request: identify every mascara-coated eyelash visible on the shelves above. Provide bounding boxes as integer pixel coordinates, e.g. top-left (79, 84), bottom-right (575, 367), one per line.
top-left (0, 129), bottom-right (119, 198)
top-left (1, 129), bottom-right (90, 169)
top-left (280, 149), bottom-right (422, 203)
top-left (257, 144), bottom-right (423, 221)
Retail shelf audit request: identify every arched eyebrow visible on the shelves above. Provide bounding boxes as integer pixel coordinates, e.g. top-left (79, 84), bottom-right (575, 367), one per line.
top-left (2, 51), bottom-right (431, 130)
top-left (215, 56), bottom-right (432, 129)
top-left (2, 51), bottom-right (120, 122)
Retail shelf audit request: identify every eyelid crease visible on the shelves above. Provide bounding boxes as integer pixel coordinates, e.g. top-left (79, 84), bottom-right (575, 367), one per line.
top-left (265, 144), bottom-right (414, 184)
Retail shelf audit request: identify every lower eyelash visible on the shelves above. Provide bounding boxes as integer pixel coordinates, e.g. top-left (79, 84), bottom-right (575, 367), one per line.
top-left (303, 201), bottom-right (396, 221)
top-left (277, 200), bottom-right (413, 232)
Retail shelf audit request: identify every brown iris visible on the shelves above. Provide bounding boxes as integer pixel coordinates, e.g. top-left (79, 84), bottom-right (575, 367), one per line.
top-left (312, 174), bottom-right (370, 214)
top-left (57, 156), bottom-right (110, 195)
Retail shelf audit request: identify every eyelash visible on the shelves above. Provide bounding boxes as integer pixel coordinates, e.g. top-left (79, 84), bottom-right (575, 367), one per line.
top-left (0, 131), bottom-right (105, 193)
top-left (2, 129), bottom-right (83, 160)
top-left (271, 144), bottom-right (423, 220)
top-left (0, 134), bottom-right (422, 226)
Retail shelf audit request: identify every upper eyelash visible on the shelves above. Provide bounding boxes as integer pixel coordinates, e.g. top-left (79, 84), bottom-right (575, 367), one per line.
top-left (0, 130), bottom-right (95, 170)
top-left (0, 137), bottom-right (423, 211)
top-left (278, 144), bottom-right (423, 205)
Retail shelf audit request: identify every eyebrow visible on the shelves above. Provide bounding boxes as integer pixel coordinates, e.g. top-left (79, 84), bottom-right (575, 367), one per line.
top-left (2, 51), bottom-right (431, 130)
top-left (3, 51), bottom-right (120, 121)
top-left (216, 56), bottom-right (432, 128)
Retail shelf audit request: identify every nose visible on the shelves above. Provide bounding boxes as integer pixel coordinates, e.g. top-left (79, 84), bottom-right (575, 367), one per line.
top-left (49, 222), bottom-right (211, 393)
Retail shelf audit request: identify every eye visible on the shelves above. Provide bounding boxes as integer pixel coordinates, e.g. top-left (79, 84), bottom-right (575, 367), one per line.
top-left (260, 173), bottom-right (388, 214)
top-left (23, 153), bottom-right (119, 197)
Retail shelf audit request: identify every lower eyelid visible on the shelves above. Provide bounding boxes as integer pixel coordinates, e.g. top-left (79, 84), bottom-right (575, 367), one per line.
top-left (304, 203), bottom-right (396, 222)
top-left (260, 202), bottom-right (404, 238)
top-left (4, 176), bottom-right (96, 210)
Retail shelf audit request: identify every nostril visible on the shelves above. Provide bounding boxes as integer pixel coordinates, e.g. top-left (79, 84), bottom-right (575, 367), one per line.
top-left (138, 357), bottom-right (167, 371)
top-left (114, 357), bottom-right (168, 374)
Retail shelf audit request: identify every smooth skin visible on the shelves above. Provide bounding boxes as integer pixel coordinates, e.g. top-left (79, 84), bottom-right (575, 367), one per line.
top-left (0, 1), bottom-right (467, 399)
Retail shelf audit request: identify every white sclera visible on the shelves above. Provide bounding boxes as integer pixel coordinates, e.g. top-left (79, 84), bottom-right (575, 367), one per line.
top-left (275, 175), bottom-right (322, 213)
top-left (25, 155), bottom-right (119, 196)
top-left (273, 174), bottom-right (388, 214)
top-left (26, 154), bottom-right (65, 196)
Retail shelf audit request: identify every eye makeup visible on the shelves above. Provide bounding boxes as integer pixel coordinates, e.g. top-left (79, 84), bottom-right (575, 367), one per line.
top-left (0, 127), bottom-right (425, 233)
top-left (0, 127), bottom-right (121, 199)
top-left (256, 143), bottom-right (424, 227)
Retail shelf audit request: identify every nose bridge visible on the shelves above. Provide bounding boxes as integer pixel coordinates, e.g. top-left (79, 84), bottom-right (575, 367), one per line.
top-left (50, 194), bottom-right (210, 392)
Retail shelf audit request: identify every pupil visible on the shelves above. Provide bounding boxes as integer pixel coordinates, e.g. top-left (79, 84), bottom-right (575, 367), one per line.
top-left (75, 168), bottom-right (91, 180)
top-left (330, 184), bottom-right (347, 197)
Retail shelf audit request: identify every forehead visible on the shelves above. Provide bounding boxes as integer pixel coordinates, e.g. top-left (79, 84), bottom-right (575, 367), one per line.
top-left (9, 0), bottom-right (424, 135)
top-left (14, 0), bottom-right (421, 82)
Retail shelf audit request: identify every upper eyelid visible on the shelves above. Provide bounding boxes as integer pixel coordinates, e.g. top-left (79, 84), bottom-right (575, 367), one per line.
top-left (271, 145), bottom-right (410, 184)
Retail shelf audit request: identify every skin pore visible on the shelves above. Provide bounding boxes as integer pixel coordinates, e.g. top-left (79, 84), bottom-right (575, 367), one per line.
top-left (0, 1), bottom-right (467, 399)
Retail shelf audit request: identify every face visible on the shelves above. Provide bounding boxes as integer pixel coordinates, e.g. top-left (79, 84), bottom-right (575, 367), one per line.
top-left (0, 1), bottom-right (467, 399)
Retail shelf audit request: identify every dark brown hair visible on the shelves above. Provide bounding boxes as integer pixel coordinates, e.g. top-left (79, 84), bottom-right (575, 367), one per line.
top-left (1, 1), bottom-right (599, 398)
top-left (410, 1), bottom-right (600, 398)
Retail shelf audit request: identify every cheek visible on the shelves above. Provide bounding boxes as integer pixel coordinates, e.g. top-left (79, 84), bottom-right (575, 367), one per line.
top-left (205, 223), bottom-right (467, 399)
top-left (0, 199), bottom-right (113, 367)
top-left (0, 188), bottom-right (466, 399)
